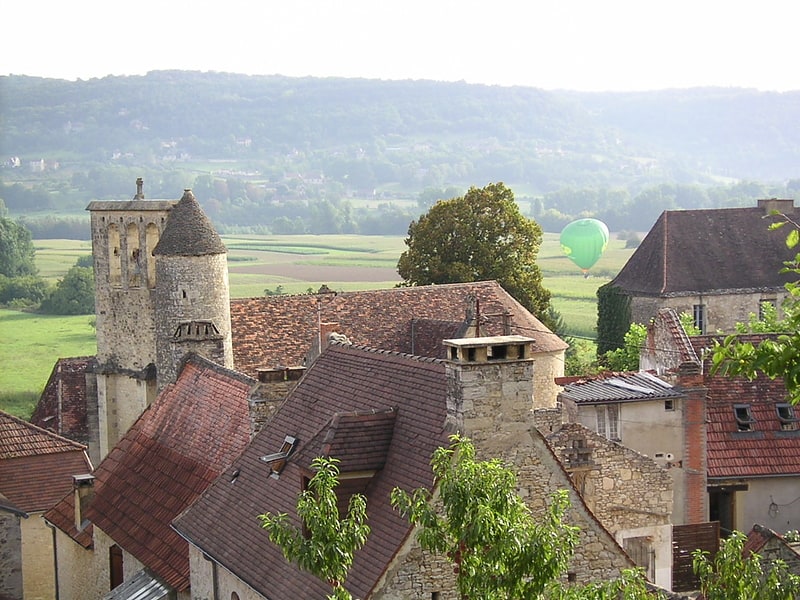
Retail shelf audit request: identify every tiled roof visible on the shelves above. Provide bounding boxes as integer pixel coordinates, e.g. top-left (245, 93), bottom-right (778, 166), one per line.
top-left (558, 371), bottom-right (683, 404)
top-left (691, 335), bottom-right (800, 479)
top-left (43, 486), bottom-right (94, 548)
top-left (609, 202), bottom-right (798, 296)
top-left (152, 190), bottom-right (227, 256)
top-left (30, 356), bottom-right (94, 445)
top-left (0, 411), bottom-right (92, 512)
top-left (230, 280), bottom-right (566, 376)
top-left (173, 343), bottom-right (450, 600)
top-left (76, 355), bottom-right (255, 591)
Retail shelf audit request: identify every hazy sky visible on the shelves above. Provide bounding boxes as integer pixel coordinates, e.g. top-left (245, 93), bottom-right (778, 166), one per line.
top-left (2, 0), bottom-right (797, 92)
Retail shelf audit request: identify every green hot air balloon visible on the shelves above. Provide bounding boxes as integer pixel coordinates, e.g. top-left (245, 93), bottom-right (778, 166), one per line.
top-left (560, 218), bottom-right (609, 277)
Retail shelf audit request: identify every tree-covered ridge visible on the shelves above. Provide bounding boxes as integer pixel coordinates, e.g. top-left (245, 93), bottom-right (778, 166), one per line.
top-left (2, 72), bottom-right (799, 236)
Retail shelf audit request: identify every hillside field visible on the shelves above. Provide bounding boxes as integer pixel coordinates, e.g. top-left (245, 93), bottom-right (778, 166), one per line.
top-left (0, 234), bottom-right (634, 417)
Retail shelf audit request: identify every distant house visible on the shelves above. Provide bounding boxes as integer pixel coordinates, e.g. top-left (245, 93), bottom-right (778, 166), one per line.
top-left (641, 309), bottom-right (800, 536)
top-left (597, 198), bottom-right (798, 353)
top-left (0, 410), bottom-right (93, 600)
top-left (743, 524), bottom-right (800, 576)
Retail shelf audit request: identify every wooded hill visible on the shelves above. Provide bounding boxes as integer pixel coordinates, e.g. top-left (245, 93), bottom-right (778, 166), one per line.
top-left (1, 71), bottom-right (799, 235)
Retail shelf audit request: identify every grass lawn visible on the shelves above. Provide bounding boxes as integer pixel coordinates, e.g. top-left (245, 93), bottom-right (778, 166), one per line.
top-left (0, 309), bottom-right (96, 418)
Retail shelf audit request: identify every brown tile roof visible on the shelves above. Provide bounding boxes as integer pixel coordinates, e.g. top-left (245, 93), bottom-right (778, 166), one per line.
top-left (0, 411), bottom-right (92, 512)
top-left (173, 343), bottom-right (450, 600)
top-left (230, 280), bottom-right (566, 376)
top-left (30, 356), bottom-right (94, 445)
top-left (43, 487), bottom-right (94, 548)
top-left (691, 335), bottom-right (800, 479)
top-left (609, 202), bottom-right (798, 296)
top-left (79, 355), bottom-right (255, 591)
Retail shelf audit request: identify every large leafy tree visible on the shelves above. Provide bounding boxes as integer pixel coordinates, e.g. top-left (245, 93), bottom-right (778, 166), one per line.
top-left (397, 182), bottom-right (553, 325)
top-left (39, 264), bottom-right (95, 315)
top-left (259, 457), bottom-right (370, 600)
top-left (391, 435), bottom-right (655, 600)
top-left (0, 215), bottom-right (37, 278)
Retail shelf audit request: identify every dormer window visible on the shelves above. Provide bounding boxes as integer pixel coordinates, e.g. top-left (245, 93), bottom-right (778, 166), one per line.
top-left (776, 403), bottom-right (799, 431)
top-left (734, 404), bottom-right (756, 431)
top-left (260, 435), bottom-right (297, 478)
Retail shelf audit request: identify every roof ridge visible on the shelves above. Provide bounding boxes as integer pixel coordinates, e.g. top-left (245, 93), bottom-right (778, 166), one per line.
top-left (330, 341), bottom-right (444, 364)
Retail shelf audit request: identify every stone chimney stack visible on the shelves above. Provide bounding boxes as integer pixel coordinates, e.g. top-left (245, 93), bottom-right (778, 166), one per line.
top-left (758, 197), bottom-right (795, 215)
top-left (443, 335), bottom-right (536, 450)
top-left (677, 362), bottom-right (708, 524)
top-left (72, 474), bottom-right (95, 530)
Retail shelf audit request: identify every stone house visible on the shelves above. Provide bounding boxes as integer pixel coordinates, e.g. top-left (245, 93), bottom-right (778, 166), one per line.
top-left (173, 336), bottom-right (636, 600)
top-left (546, 422), bottom-right (674, 588)
top-left (641, 309), bottom-right (800, 536)
top-left (743, 524), bottom-right (800, 576)
top-left (0, 411), bottom-right (93, 600)
top-left (598, 198), bottom-right (798, 351)
top-left (557, 368), bottom-right (708, 527)
top-left (42, 354), bottom-right (256, 600)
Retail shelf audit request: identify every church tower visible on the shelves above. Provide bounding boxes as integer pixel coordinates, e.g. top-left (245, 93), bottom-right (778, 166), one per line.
top-left (87, 181), bottom-right (232, 462)
top-left (87, 179), bottom-right (175, 460)
top-left (152, 189), bottom-right (233, 390)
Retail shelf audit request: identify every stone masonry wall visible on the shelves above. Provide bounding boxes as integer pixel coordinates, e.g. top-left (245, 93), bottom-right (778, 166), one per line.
top-left (0, 511), bottom-right (23, 600)
top-left (546, 423), bottom-right (673, 533)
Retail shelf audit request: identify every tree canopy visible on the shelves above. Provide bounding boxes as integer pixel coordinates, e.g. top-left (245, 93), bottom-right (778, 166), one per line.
top-left (39, 265), bottom-right (94, 315)
top-left (0, 216), bottom-right (37, 278)
top-left (397, 182), bottom-right (553, 324)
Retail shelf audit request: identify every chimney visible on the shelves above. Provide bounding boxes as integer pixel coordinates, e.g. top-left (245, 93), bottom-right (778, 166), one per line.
top-left (676, 363), bottom-right (708, 524)
top-left (249, 367), bottom-right (307, 437)
top-left (443, 335), bottom-right (536, 447)
top-left (133, 177), bottom-right (144, 200)
top-left (72, 474), bottom-right (95, 530)
top-left (758, 198), bottom-right (794, 215)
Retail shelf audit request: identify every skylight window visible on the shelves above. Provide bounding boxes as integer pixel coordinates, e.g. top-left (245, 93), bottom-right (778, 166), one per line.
top-left (734, 404), bottom-right (756, 432)
top-left (259, 435), bottom-right (297, 478)
top-left (776, 403), bottom-right (799, 431)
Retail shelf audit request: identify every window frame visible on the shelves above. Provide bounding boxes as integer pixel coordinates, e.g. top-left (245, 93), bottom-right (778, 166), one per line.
top-left (733, 404), bottom-right (756, 431)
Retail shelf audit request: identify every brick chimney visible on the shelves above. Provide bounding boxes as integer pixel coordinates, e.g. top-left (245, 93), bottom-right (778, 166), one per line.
top-left (443, 335), bottom-right (536, 449)
top-left (677, 362), bottom-right (708, 524)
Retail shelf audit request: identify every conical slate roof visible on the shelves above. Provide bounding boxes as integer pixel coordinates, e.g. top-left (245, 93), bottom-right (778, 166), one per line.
top-left (152, 190), bottom-right (226, 256)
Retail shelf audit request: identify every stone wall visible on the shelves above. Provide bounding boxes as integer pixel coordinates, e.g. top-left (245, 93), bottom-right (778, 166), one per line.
top-left (21, 514), bottom-right (56, 600)
top-left (631, 289), bottom-right (789, 335)
top-left (0, 510), bottom-right (23, 600)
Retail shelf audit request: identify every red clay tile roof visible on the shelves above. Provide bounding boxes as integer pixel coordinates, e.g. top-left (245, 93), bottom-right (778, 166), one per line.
top-left (173, 343), bottom-right (450, 600)
top-left (0, 411), bottom-right (92, 512)
top-left (609, 203), bottom-right (798, 296)
top-left (230, 280), bottom-right (565, 376)
top-left (691, 335), bottom-right (800, 479)
top-left (43, 487), bottom-right (94, 548)
top-left (78, 355), bottom-right (255, 591)
top-left (30, 356), bottom-right (94, 445)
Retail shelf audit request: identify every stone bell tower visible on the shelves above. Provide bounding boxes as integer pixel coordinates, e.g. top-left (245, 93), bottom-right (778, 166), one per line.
top-left (87, 178), bottom-right (176, 461)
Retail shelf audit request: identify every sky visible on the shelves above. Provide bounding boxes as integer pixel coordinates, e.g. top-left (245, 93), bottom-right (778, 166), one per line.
top-left (2, 0), bottom-right (798, 92)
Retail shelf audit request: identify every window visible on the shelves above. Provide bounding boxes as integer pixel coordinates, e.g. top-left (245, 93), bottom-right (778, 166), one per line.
top-left (259, 435), bottom-right (297, 478)
top-left (110, 545), bottom-right (124, 590)
top-left (734, 404), bottom-right (756, 431)
top-left (759, 299), bottom-right (776, 321)
top-left (693, 304), bottom-right (706, 334)
top-left (664, 399), bottom-right (674, 411)
top-left (777, 403), bottom-right (799, 431)
top-left (596, 404), bottom-right (620, 440)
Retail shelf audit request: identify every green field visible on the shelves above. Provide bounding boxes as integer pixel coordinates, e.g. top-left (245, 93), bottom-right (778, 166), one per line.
top-left (1, 233), bottom-right (634, 418)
